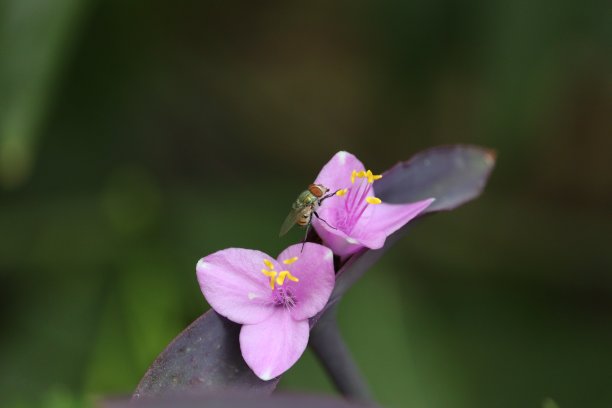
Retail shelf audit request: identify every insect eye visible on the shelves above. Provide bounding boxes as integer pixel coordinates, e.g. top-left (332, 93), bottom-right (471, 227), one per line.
top-left (308, 184), bottom-right (324, 197)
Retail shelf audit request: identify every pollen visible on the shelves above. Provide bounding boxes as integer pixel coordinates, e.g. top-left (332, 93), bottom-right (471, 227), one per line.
top-left (336, 188), bottom-right (348, 197)
top-left (276, 270), bottom-right (299, 285)
top-left (366, 196), bottom-right (382, 204)
top-left (365, 170), bottom-right (383, 184)
top-left (282, 256), bottom-right (299, 265)
top-left (261, 266), bottom-right (277, 290)
top-left (352, 169), bottom-right (380, 184)
top-left (262, 259), bottom-right (298, 290)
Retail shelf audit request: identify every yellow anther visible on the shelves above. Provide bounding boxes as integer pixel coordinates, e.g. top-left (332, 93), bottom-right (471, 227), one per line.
top-left (276, 270), bottom-right (299, 286)
top-left (336, 188), bottom-right (348, 197)
top-left (352, 170), bottom-right (368, 183)
top-left (261, 269), bottom-right (277, 290)
top-left (263, 259), bottom-right (275, 269)
top-left (365, 169), bottom-right (383, 183)
top-left (261, 269), bottom-right (276, 277)
top-left (283, 257), bottom-right (299, 265)
top-left (366, 196), bottom-right (382, 204)
top-left (352, 169), bottom-right (382, 184)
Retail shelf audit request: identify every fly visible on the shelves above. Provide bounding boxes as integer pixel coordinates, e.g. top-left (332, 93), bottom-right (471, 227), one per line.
top-left (279, 184), bottom-right (337, 250)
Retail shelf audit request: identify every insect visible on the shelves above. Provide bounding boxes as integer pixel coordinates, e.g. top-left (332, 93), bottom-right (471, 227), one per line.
top-left (279, 184), bottom-right (337, 249)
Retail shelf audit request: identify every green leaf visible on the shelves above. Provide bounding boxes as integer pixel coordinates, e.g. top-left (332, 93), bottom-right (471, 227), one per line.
top-left (0, 0), bottom-right (89, 187)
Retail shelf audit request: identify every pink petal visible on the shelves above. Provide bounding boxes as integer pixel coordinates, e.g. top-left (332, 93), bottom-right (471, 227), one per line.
top-left (314, 198), bottom-right (435, 257)
top-left (240, 308), bottom-right (309, 380)
top-left (196, 248), bottom-right (276, 325)
top-left (311, 213), bottom-right (371, 258)
top-left (358, 198), bottom-right (435, 247)
top-left (314, 151), bottom-right (365, 193)
top-left (276, 243), bottom-right (335, 321)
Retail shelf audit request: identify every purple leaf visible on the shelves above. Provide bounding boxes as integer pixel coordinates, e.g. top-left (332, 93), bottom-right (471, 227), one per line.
top-left (376, 145), bottom-right (496, 213)
top-left (134, 145), bottom-right (495, 398)
top-left (133, 311), bottom-right (278, 399)
top-left (111, 394), bottom-right (379, 408)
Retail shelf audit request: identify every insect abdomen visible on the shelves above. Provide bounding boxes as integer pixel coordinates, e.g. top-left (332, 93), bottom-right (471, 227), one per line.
top-left (296, 206), bottom-right (313, 226)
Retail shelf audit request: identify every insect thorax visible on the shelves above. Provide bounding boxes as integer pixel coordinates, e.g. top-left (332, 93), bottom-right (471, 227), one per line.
top-left (294, 191), bottom-right (318, 209)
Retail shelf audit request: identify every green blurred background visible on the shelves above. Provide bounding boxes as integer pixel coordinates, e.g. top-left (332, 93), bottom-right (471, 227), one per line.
top-left (1, 1), bottom-right (611, 407)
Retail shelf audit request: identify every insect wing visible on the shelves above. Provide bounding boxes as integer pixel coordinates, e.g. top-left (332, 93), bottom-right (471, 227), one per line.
top-left (279, 207), bottom-right (302, 237)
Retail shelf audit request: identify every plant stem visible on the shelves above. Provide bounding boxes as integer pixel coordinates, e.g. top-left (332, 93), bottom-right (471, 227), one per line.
top-left (309, 306), bottom-right (374, 402)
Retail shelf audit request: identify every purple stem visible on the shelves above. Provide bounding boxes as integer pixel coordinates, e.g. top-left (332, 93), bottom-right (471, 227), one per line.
top-left (309, 305), bottom-right (374, 402)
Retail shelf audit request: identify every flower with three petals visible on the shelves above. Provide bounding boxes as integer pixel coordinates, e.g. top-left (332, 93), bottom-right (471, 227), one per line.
top-left (196, 243), bottom-right (335, 380)
top-left (313, 151), bottom-right (435, 258)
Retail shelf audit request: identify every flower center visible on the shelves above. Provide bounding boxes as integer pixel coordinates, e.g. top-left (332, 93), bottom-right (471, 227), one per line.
top-left (334, 169), bottom-right (383, 233)
top-left (261, 258), bottom-right (299, 290)
top-left (272, 287), bottom-right (297, 308)
top-left (261, 258), bottom-right (300, 308)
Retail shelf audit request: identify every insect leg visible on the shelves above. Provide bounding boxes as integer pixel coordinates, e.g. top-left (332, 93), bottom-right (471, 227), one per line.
top-left (319, 189), bottom-right (342, 204)
top-left (313, 211), bottom-right (337, 230)
top-left (301, 222), bottom-right (311, 253)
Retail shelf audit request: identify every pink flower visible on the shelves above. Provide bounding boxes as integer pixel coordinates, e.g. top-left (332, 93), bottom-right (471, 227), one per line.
top-left (313, 151), bottom-right (435, 258)
top-left (196, 243), bottom-right (335, 381)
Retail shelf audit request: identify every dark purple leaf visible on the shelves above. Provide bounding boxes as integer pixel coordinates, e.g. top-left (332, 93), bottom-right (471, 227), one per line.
top-left (376, 145), bottom-right (496, 213)
top-left (134, 145), bottom-right (495, 398)
top-left (109, 394), bottom-right (379, 408)
top-left (133, 311), bottom-right (278, 399)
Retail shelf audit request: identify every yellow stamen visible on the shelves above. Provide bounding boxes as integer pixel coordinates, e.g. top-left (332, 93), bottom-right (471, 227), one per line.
top-left (261, 269), bottom-right (277, 290)
top-left (365, 169), bottom-right (383, 183)
top-left (261, 269), bottom-right (276, 277)
top-left (366, 196), bottom-right (382, 204)
top-left (283, 257), bottom-right (299, 265)
top-left (276, 270), bottom-right (299, 285)
top-left (263, 259), bottom-right (275, 269)
top-left (336, 188), bottom-right (348, 197)
top-left (351, 169), bottom-right (382, 184)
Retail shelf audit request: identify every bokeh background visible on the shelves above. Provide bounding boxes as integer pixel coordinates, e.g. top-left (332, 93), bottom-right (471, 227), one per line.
top-left (1, 1), bottom-right (611, 407)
